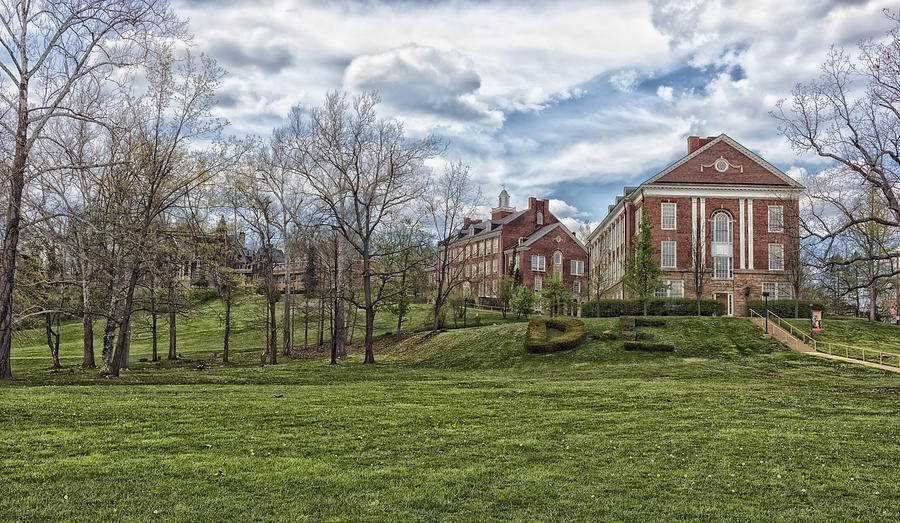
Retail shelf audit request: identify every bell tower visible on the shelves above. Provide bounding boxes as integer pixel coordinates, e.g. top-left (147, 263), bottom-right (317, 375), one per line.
top-left (491, 189), bottom-right (515, 220)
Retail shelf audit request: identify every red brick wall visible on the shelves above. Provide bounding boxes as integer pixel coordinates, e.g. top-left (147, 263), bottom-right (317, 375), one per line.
top-left (516, 229), bottom-right (588, 295)
top-left (656, 141), bottom-right (792, 186)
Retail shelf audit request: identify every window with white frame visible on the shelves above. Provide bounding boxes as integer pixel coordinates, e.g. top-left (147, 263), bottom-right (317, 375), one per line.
top-left (762, 282), bottom-right (791, 299)
top-left (661, 241), bottom-right (676, 268)
top-left (635, 206), bottom-right (643, 232)
top-left (654, 279), bottom-right (684, 298)
top-left (493, 238), bottom-right (499, 252)
top-left (492, 279), bottom-right (498, 296)
top-left (492, 259), bottom-right (498, 274)
top-left (534, 276), bottom-right (542, 291)
top-left (661, 203), bottom-right (676, 230)
top-left (768, 243), bottom-right (784, 271)
top-left (573, 281), bottom-right (581, 294)
top-left (531, 255), bottom-right (546, 271)
top-left (554, 251), bottom-right (562, 265)
top-left (570, 260), bottom-right (584, 276)
top-left (536, 211), bottom-right (543, 225)
top-left (768, 205), bottom-right (783, 233)
top-left (712, 211), bottom-right (733, 279)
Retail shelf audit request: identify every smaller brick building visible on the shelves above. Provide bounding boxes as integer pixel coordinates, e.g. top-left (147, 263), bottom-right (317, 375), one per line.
top-left (429, 191), bottom-right (589, 304)
top-left (587, 134), bottom-right (804, 316)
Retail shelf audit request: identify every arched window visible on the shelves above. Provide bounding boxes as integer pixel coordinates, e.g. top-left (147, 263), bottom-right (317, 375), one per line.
top-left (554, 251), bottom-right (562, 265)
top-left (536, 211), bottom-right (543, 225)
top-left (711, 211), bottom-right (733, 279)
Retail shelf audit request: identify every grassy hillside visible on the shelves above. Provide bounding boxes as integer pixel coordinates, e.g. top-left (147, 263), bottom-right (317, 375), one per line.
top-left (2, 315), bottom-right (900, 520)
top-left (784, 316), bottom-right (900, 353)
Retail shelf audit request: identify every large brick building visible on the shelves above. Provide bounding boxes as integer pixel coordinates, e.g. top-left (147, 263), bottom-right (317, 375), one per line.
top-left (587, 134), bottom-right (803, 316)
top-left (430, 191), bottom-right (589, 303)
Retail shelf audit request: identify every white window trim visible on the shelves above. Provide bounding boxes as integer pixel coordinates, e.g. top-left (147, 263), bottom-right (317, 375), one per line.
top-left (661, 241), bottom-right (677, 268)
top-left (768, 205), bottom-right (783, 233)
top-left (768, 243), bottom-right (784, 271)
top-left (570, 260), bottom-right (584, 276)
top-left (531, 255), bottom-right (545, 272)
top-left (534, 276), bottom-right (542, 291)
top-left (536, 211), bottom-right (543, 225)
top-left (573, 281), bottom-right (581, 294)
top-left (661, 202), bottom-right (677, 230)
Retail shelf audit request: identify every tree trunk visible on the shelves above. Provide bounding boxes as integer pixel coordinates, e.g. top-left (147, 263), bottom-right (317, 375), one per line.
top-left (223, 287), bottom-right (231, 363)
top-left (168, 281), bottom-right (177, 360)
top-left (46, 314), bottom-right (61, 369)
top-left (869, 286), bottom-right (878, 322)
top-left (317, 297), bottom-right (324, 345)
top-left (304, 293), bottom-right (309, 349)
top-left (794, 296), bottom-right (800, 319)
top-left (82, 281), bottom-right (95, 368)
top-left (282, 269), bottom-right (292, 356)
top-left (269, 296), bottom-right (277, 364)
top-left (150, 274), bottom-right (158, 362)
top-left (107, 266), bottom-right (141, 376)
top-left (0, 93), bottom-right (29, 379)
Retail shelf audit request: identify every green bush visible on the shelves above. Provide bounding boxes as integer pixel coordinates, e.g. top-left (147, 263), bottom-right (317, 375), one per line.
top-left (583, 298), bottom-right (724, 317)
top-left (619, 316), bottom-right (636, 329)
top-left (524, 317), bottom-right (587, 354)
top-left (634, 330), bottom-right (654, 340)
top-left (600, 330), bottom-right (617, 341)
top-left (622, 330), bottom-right (636, 342)
top-left (634, 317), bottom-right (666, 327)
top-left (746, 299), bottom-right (824, 319)
top-left (624, 341), bottom-right (675, 351)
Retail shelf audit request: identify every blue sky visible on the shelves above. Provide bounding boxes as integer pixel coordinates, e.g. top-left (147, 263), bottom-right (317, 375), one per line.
top-left (174, 0), bottom-right (894, 233)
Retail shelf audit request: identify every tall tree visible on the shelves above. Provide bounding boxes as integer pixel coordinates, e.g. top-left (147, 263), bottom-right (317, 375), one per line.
top-left (0, 0), bottom-right (182, 378)
top-left (279, 91), bottom-right (440, 364)
top-left (773, 10), bottom-right (900, 290)
top-left (424, 162), bottom-right (481, 332)
top-left (623, 212), bottom-right (665, 316)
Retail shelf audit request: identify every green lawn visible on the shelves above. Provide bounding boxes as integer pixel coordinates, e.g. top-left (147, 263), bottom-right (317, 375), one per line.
top-left (2, 314), bottom-right (900, 520)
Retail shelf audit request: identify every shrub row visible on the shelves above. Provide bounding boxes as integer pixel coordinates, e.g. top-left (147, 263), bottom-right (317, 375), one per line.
top-left (524, 317), bottom-right (588, 354)
top-left (583, 298), bottom-right (725, 317)
top-left (746, 299), bottom-right (824, 319)
top-left (624, 341), bottom-right (675, 351)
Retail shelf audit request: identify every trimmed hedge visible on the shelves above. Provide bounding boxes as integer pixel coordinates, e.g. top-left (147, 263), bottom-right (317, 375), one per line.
top-left (583, 298), bottom-right (725, 317)
top-left (525, 317), bottom-right (587, 354)
top-left (746, 299), bottom-right (824, 319)
top-left (634, 317), bottom-right (667, 327)
top-left (624, 341), bottom-right (675, 351)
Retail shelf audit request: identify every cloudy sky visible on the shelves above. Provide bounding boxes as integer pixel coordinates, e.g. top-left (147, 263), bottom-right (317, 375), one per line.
top-left (174, 0), bottom-right (893, 232)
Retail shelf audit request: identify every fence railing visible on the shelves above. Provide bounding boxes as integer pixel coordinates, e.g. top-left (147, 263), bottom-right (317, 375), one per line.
top-left (749, 308), bottom-right (900, 369)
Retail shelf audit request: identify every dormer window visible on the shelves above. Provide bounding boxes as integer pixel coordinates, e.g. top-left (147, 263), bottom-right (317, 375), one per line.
top-left (536, 211), bottom-right (543, 225)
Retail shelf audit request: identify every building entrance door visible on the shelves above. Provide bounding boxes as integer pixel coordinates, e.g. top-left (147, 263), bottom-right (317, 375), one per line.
top-left (713, 292), bottom-right (732, 316)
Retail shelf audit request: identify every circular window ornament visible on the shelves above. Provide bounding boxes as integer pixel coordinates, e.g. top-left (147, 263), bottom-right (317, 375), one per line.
top-left (555, 236), bottom-right (562, 242)
top-left (714, 158), bottom-right (729, 172)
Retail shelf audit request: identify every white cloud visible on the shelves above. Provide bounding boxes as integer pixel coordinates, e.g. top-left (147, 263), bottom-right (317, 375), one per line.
top-left (609, 69), bottom-right (639, 92)
top-left (657, 85), bottom-right (674, 102)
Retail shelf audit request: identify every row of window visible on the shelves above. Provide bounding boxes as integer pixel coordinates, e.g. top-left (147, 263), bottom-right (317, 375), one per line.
top-left (466, 259), bottom-right (501, 278)
top-left (653, 280), bottom-right (792, 299)
top-left (658, 241), bottom-right (784, 275)
top-left (651, 202), bottom-right (784, 232)
top-left (452, 237), bottom-right (500, 261)
top-left (530, 255), bottom-right (584, 275)
top-left (534, 276), bottom-right (583, 294)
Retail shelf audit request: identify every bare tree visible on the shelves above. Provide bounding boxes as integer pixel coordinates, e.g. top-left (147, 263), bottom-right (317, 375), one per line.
top-left (690, 212), bottom-right (709, 316)
top-left (773, 10), bottom-right (900, 293)
top-left (279, 91), bottom-right (440, 364)
top-left (0, 0), bottom-right (183, 378)
top-left (424, 162), bottom-right (481, 331)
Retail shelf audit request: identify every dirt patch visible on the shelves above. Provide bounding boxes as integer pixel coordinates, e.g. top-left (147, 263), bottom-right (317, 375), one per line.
top-left (860, 387), bottom-right (900, 394)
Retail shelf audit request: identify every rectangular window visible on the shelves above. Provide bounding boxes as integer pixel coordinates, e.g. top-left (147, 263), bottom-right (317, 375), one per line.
top-left (531, 255), bottom-right (545, 272)
top-left (492, 279), bottom-right (498, 296)
top-left (534, 276), bottom-right (542, 291)
top-left (762, 282), bottom-right (792, 300)
top-left (635, 207), bottom-right (642, 232)
top-left (573, 281), bottom-right (581, 294)
top-left (768, 205), bottom-right (783, 233)
top-left (661, 241), bottom-right (676, 268)
top-left (570, 260), bottom-right (584, 276)
top-left (661, 203), bottom-right (676, 230)
top-left (713, 256), bottom-right (733, 279)
top-left (769, 243), bottom-right (784, 271)
top-left (655, 279), bottom-right (684, 298)
top-left (493, 238), bottom-right (499, 253)
top-left (493, 259), bottom-right (499, 274)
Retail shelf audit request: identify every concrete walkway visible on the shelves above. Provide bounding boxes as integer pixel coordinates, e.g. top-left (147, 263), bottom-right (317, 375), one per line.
top-left (748, 317), bottom-right (900, 373)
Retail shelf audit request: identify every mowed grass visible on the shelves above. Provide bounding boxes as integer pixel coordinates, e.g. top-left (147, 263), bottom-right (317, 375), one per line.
top-left (785, 316), bottom-right (900, 353)
top-left (2, 313), bottom-right (900, 520)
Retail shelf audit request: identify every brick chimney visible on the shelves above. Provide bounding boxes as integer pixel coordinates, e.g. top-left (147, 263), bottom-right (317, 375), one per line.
top-left (462, 218), bottom-right (482, 230)
top-left (687, 135), bottom-right (717, 154)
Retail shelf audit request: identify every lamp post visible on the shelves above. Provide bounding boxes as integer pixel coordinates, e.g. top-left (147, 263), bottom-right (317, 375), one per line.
top-left (463, 296), bottom-right (468, 328)
top-left (762, 291), bottom-right (770, 334)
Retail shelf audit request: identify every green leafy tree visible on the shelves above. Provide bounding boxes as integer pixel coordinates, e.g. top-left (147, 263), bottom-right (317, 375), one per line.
top-left (511, 285), bottom-right (535, 319)
top-left (496, 275), bottom-right (515, 319)
top-left (540, 278), bottom-right (572, 317)
top-left (623, 212), bottom-right (665, 316)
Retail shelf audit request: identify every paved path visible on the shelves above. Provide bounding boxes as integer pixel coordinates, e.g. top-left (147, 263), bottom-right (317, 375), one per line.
top-left (748, 317), bottom-right (900, 373)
